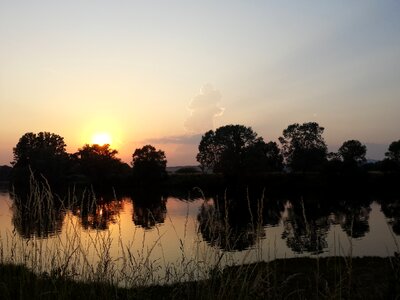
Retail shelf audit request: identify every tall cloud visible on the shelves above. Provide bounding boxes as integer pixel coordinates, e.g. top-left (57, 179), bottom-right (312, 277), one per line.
top-left (184, 84), bottom-right (224, 133)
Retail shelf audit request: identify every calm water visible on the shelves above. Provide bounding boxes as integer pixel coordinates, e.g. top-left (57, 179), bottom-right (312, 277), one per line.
top-left (0, 189), bottom-right (399, 283)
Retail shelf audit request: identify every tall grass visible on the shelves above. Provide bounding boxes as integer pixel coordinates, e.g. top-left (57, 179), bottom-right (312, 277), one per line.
top-left (0, 178), bottom-right (399, 299)
top-left (2, 179), bottom-right (261, 287)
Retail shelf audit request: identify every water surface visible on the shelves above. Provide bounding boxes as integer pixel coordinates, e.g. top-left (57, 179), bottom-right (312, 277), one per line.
top-left (0, 190), bottom-right (399, 284)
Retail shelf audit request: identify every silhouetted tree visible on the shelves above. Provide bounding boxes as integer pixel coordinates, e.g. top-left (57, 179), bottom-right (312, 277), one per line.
top-left (378, 140), bottom-right (400, 172)
top-left (338, 140), bottom-right (367, 165)
top-left (12, 132), bottom-right (70, 184)
top-left (279, 122), bottom-right (327, 172)
top-left (197, 124), bottom-right (282, 176)
top-left (323, 152), bottom-right (343, 174)
top-left (131, 145), bottom-right (167, 184)
top-left (74, 144), bottom-right (129, 186)
top-left (244, 140), bottom-right (283, 172)
top-left (386, 140), bottom-right (400, 162)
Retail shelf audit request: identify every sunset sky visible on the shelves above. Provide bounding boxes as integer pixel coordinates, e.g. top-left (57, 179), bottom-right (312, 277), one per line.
top-left (1, 1), bottom-right (399, 166)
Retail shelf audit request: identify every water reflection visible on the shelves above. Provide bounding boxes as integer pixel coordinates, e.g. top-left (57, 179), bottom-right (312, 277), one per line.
top-left (333, 206), bottom-right (371, 239)
top-left (197, 191), bottom-right (269, 251)
top-left (71, 199), bottom-right (124, 230)
top-left (11, 191), bottom-right (65, 238)
top-left (3, 187), bottom-right (400, 255)
top-left (380, 198), bottom-right (400, 235)
top-left (131, 190), bottom-right (166, 230)
top-left (281, 200), bottom-right (330, 254)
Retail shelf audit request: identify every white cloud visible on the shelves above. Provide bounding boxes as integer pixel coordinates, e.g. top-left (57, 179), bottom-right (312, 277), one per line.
top-left (184, 84), bottom-right (224, 134)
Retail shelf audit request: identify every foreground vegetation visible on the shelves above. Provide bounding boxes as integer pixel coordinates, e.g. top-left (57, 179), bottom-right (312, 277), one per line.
top-left (1, 256), bottom-right (399, 299)
top-left (1, 178), bottom-right (400, 299)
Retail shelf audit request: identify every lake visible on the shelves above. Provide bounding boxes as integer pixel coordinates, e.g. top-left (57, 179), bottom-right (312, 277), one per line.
top-left (0, 187), bottom-right (399, 285)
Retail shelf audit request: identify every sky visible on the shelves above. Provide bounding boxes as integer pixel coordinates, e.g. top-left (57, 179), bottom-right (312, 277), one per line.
top-left (1, 1), bottom-right (399, 166)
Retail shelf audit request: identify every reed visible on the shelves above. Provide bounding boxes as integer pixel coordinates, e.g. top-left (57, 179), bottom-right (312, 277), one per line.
top-left (0, 178), bottom-right (399, 299)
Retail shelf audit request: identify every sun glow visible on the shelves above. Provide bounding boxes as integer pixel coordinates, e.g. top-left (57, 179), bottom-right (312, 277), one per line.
top-left (91, 132), bottom-right (112, 146)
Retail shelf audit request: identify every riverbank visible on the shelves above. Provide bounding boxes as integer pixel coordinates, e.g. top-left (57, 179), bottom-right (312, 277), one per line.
top-left (1, 256), bottom-right (399, 299)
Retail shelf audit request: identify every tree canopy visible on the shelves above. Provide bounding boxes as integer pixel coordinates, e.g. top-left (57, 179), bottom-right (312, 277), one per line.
top-left (279, 122), bottom-right (327, 171)
top-left (338, 140), bottom-right (367, 164)
top-left (196, 124), bottom-right (283, 176)
top-left (74, 144), bottom-right (129, 185)
top-left (385, 140), bottom-right (400, 162)
top-left (13, 132), bottom-right (67, 167)
top-left (12, 132), bottom-right (69, 183)
top-left (132, 145), bottom-right (167, 184)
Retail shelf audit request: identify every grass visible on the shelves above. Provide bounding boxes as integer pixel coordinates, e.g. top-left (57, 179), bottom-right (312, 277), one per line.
top-left (1, 177), bottom-right (400, 299)
top-left (0, 257), bottom-right (399, 299)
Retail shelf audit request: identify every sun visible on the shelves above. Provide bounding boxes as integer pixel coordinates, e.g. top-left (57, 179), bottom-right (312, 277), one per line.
top-left (91, 132), bottom-right (112, 146)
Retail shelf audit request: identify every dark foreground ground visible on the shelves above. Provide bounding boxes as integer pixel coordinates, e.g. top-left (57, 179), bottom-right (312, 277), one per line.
top-left (1, 256), bottom-right (399, 300)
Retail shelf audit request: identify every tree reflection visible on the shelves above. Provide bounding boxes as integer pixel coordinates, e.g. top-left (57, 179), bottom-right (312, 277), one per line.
top-left (331, 195), bottom-right (371, 238)
top-left (11, 190), bottom-right (65, 239)
top-left (262, 197), bottom-right (286, 227)
top-left (331, 205), bottom-right (371, 238)
top-left (131, 190), bottom-right (166, 230)
top-left (281, 199), bottom-right (330, 254)
top-left (196, 189), bottom-right (280, 251)
top-left (380, 198), bottom-right (400, 235)
top-left (71, 193), bottom-right (124, 230)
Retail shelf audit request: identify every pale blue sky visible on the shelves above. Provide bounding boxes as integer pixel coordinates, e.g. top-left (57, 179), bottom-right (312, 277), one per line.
top-left (1, 1), bottom-right (399, 165)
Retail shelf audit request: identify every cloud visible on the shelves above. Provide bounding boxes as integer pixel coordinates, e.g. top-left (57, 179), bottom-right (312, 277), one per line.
top-left (184, 84), bottom-right (224, 133)
top-left (145, 134), bottom-right (202, 145)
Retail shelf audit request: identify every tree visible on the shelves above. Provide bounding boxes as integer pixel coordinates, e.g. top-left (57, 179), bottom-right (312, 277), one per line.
top-left (12, 132), bottom-right (69, 183)
top-left (13, 132), bottom-right (67, 166)
top-left (76, 144), bottom-right (119, 161)
top-left (279, 122), bottom-right (327, 171)
top-left (132, 145), bottom-right (167, 184)
top-left (382, 140), bottom-right (400, 171)
top-left (74, 144), bottom-right (128, 185)
top-left (244, 141), bottom-right (283, 172)
top-left (338, 140), bottom-right (367, 165)
top-left (385, 140), bottom-right (400, 162)
top-left (196, 124), bottom-right (283, 175)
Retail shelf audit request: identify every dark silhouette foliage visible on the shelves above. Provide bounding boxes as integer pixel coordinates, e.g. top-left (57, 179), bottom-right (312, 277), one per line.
top-left (386, 140), bottom-right (400, 162)
top-left (244, 140), bottom-right (283, 173)
top-left (74, 144), bottom-right (129, 186)
top-left (71, 197), bottom-right (124, 231)
top-left (174, 167), bottom-right (201, 174)
top-left (132, 145), bottom-right (167, 184)
top-left (131, 189), bottom-right (166, 229)
top-left (12, 132), bottom-right (70, 184)
top-left (279, 122), bottom-right (327, 172)
top-left (338, 140), bottom-right (367, 165)
top-left (379, 140), bottom-right (400, 172)
top-left (0, 165), bottom-right (12, 181)
top-left (196, 124), bottom-right (283, 176)
top-left (11, 189), bottom-right (65, 238)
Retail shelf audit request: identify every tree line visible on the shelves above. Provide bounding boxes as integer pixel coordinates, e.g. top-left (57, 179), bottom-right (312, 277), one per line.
top-left (7, 122), bottom-right (400, 186)
top-left (10, 133), bottom-right (167, 187)
top-left (197, 122), bottom-right (400, 175)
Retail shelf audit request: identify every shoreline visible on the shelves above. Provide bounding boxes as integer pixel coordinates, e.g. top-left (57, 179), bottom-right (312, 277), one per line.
top-left (1, 256), bottom-right (399, 299)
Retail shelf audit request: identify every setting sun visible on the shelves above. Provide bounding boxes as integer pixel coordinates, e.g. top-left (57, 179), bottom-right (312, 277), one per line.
top-left (91, 133), bottom-right (112, 146)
